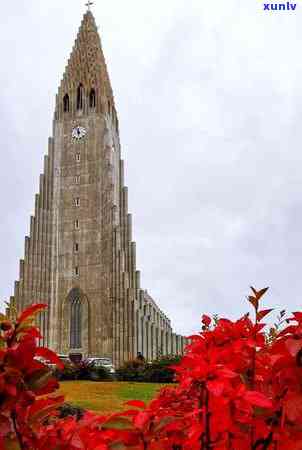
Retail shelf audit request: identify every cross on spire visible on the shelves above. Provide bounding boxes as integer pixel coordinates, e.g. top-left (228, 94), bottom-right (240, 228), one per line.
top-left (85, 1), bottom-right (94, 10)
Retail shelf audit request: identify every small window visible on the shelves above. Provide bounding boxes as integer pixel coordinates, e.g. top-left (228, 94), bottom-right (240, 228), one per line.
top-left (63, 94), bottom-right (70, 112)
top-left (75, 243), bottom-right (79, 252)
top-left (76, 153), bottom-right (81, 162)
top-left (75, 266), bottom-right (79, 276)
top-left (89, 88), bottom-right (96, 108)
top-left (75, 175), bottom-right (80, 184)
top-left (75, 197), bottom-right (80, 207)
top-left (77, 83), bottom-right (84, 110)
top-left (75, 220), bottom-right (79, 229)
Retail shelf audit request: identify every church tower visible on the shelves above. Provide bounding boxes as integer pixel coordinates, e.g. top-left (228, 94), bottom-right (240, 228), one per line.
top-left (9, 9), bottom-right (185, 367)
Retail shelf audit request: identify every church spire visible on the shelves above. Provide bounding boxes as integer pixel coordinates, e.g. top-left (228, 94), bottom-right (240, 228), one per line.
top-left (55, 9), bottom-right (116, 120)
top-left (85, 1), bottom-right (94, 11)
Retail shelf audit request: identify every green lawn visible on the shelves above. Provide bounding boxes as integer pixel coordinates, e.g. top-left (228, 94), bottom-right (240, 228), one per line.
top-left (57, 381), bottom-right (168, 413)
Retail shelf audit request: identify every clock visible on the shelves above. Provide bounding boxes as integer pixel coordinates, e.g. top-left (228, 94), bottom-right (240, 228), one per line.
top-left (72, 126), bottom-right (87, 140)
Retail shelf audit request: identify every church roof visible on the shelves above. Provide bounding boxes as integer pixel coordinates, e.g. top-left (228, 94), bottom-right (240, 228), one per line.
top-left (57, 10), bottom-right (115, 110)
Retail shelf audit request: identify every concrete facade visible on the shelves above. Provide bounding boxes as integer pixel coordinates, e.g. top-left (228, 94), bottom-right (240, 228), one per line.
top-left (8, 11), bottom-right (185, 367)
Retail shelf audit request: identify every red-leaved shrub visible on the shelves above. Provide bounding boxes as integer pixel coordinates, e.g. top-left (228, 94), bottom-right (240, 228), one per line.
top-left (1, 287), bottom-right (302, 449)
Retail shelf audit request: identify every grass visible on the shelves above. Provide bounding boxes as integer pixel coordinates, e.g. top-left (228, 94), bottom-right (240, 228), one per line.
top-left (56, 381), bottom-right (168, 414)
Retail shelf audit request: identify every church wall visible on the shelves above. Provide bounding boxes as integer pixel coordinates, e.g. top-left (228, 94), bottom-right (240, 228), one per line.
top-left (7, 10), bottom-right (185, 369)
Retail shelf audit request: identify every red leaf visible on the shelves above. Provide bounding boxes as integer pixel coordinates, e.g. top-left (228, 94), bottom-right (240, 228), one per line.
top-left (292, 312), bottom-right (302, 323)
top-left (219, 368), bottom-right (238, 379)
top-left (19, 326), bottom-right (42, 339)
top-left (70, 434), bottom-right (85, 449)
top-left (28, 396), bottom-right (64, 420)
top-left (257, 309), bottom-right (273, 322)
top-left (202, 315), bottom-right (211, 327)
top-left (244, 391), bottom-right (272, 409)
top-left (0, 414), bottom-right (12, 437)
top-left (207, 380), bottom-right (225, 396)
top-left (133, 411), bottom-right (151, 430)
top-left (5, 384), bottom-right (17, 397)
top-left (285, 338), bottom-right (302, 357)
top-left (118, 409), bottom-right (139, 417)
top-left (17, 304), bottom-right (47, 324)
top-left (35, 347), bottom-right (64, 370)
top-left (186, 335), bottom-right (204, 343)
top-left (125, 400), bottom-right (146, 409)
top-left (34, 377), bottom-right (59, 396)
top-left (29, 396), bottom-right (65, 426)
top-left (284, 393), bottom-right (302, 422)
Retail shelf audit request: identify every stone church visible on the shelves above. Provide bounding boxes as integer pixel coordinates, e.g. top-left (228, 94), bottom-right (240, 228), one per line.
top-left (7, 9), bottom-right (185, 367)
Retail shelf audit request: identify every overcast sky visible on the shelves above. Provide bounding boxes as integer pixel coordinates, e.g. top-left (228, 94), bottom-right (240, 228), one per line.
top-left (0, 1), bottom-right (302, 336)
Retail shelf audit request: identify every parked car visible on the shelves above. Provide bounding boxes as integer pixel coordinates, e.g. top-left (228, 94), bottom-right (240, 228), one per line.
top-left (85, 357), bottom-right (115, 375)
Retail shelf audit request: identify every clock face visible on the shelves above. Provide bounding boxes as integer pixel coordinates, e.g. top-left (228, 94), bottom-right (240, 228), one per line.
top-left (72, 126), bottom-right (87, 140)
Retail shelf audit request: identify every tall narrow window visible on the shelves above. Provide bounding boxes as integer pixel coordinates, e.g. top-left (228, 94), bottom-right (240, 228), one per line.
top-left (161, 330), bottom-right (164, 355)
top-left (75, 220), bottom-right (79, 229)
top-left (70, 297), bottom-right (81, 348)
top-left (75, 243), bottom-right (79, 253)
top-left (141, 317), bottom-right (144, 356)
top-left (89, 88), bottom-right (96, 108)
top-left (75, 197), bottom-right (80, 207)
top-left (76, 153), bottom-right (81, 162)
top-left (75, 175), bottom-right (80, 184)
top-left (75, 266), bottom-right (79, 276)
top-left (63, 94), bottom-right (70, 112)
top-left (77, 83), bottom-right (84, 110)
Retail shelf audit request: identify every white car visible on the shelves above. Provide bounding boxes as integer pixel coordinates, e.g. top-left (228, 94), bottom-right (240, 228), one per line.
top-left (86, 357), bottom-right (115, 374)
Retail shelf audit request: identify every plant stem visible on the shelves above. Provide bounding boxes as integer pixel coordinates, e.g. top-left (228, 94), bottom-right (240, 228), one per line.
top-left (199, 383), bottom-right (211, 450)
top-left (250, 304), bottom-right (259, 449)
top-left (198, 383), bottom-right (205, 449)
top-left (11, 410), bottom-right (25, 450)
top-left (204, 387), bottom-right (211, 449)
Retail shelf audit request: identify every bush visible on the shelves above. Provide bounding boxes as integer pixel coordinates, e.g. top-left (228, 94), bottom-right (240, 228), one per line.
top-left (143, 355), bottom-right (181, 383)
top-left (58, 403), bottom-right (84, 421)
top-left (4, 287), bottom-right (302, 449)
top-left (54, 359), bottom-right (114, 382)
top-left (116, 358), bottom-right (146, 382)
top-left (116, 355), bottom-right (180, 383)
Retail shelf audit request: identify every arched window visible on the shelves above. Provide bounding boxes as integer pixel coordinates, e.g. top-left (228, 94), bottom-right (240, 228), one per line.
top-left (89, 88), bottom-right (96, 108)
top-left (77, 83), bottom-right (84, 110)
top-left (70, 297), bottom-right (82, 349)
top-left (63, 94), bottom-right (70, 112)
